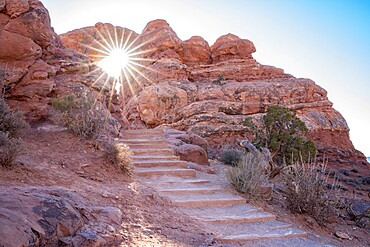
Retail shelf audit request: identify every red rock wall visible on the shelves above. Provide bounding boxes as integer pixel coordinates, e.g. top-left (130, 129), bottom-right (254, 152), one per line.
top-left (1, 2), bottom-right (364, 167)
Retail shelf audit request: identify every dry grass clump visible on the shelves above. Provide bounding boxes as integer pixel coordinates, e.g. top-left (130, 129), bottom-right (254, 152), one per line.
top-left (104, 141), bottom-right (133, 174)
top-left (220, 148), bottom-right (244, 166)
top-left (0, 132), bottom-right (23, 168)
top-left (52, 93), bottom-right (108, 139)
top-left (227, 153), bottom-right (268, 194)
top-left (0, 99), bottom-right (28, 168)
top-left (283, 161), bottom-right (340, 225)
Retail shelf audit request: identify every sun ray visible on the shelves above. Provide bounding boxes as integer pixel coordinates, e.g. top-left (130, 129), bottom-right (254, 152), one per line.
top-left (114, 27), bottom-right (119, 51)
top-left (77, 24), bottom-right (157, 111)
top-left (81, 30), bottom-right (112, 53)
top-left (103, 25), bottom-right (116, 51)
top-left (125, 37), bottom-right (156, 56)
top-left (119, 28), bottom-right (126, 50)
top-left (98, 75), bottom-right (112, 96)
top-left (95, 28), bottom-right (115, 52)
top-left (89, 71), bottom-right (108, 88)
top-left (123, 32), bottom-right (142, 53)
top-left (126, 64), bottom-right (145, 90)
top-left (126, 63), bottom-right (153, 87)
top-left (122, 68), bottom-right (137, 96)
top-left (122, 31), bottom-right (133, 51)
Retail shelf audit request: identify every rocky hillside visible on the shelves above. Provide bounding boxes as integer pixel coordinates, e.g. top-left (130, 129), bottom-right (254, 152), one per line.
top-left (0, 0), bottom-right (366, 167)
top-left (61, 20), bottom-right (367, 169)
top-left (0, 0), bottom-right (119, 132)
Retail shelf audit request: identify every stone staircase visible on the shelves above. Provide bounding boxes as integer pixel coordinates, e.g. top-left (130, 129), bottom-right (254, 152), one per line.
top-left (120, 129), bottom-right (332, 246)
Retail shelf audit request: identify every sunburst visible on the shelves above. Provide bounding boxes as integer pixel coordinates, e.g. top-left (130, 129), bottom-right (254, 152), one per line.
top-left (68, 24), bottom-right (158, 108)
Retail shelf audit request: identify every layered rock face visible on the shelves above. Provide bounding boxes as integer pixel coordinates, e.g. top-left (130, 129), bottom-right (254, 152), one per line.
top-left (61, 19), bottom-right (367, 167)
top-left (0, 186), bottom-right (123, 246)
top-left (0, 0), bottom-right (117, 128)
top-left (1, 0), bottom-right (365, 168)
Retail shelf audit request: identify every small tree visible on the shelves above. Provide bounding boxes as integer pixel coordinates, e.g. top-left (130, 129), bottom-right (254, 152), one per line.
top-left (244, 106), bottom-right (316, 165)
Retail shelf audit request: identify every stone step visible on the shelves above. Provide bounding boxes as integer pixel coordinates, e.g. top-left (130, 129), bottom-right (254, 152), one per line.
top-left (195, 211), bottom-right (276, 224)
top-left (132, 155), bottom-right (180, 161)
top-left (121, 139), bottom-right (168, 145)
top-left (158, 186), bottom-right (221, 194)
top-left (132, 148), bottom-right (174, 156)
top-left (168, 193), bottom-right (246, 208)
top-left (179, 203), bottom-right (262, 219)
top-left (134, 167), bottom-right (196, 178)
top-left (132, 160), bottom-right (188, 168)
top-left (144, 178), bottom-right (211, 186)
top-left (215, 228), bottom-right (307, 243)
top-left (121, 135), bottom-right (166, 140)
top-left (242, 238), bottom-right (336, 247)
top-left (206, 220), bottom-right (307, 243)
top-left (126, 143), bottom-right (169, 149)
top-left (121, 129), bottom-right (164, 134)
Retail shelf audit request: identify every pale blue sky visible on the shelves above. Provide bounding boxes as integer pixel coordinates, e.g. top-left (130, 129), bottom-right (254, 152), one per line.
top-left (42, 0), bottom-right (370, 156)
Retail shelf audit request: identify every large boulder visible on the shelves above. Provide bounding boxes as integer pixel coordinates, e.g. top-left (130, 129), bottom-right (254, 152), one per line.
top-left (210, 33), bottom-right (256, 63)
top-left (0, 187), bottom-right (122, 246)
top-left (164, 128), bottom-right (209, 166)
top-left (181, 36), bottom-right (212, 67)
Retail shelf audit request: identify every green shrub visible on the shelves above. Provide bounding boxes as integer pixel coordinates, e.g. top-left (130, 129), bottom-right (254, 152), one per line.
top-left (52, 93), bottom-right (108, 139)
top-left (283, 161), bottom-right (340, 225)
top-left (244, 106), bottom-right (316, 165)
top-left (0, 99), bottom-right (28, 168)
top-left (104, 141), bottom-right (133, 174)
top-left (219, 148), bottom-right (243, 166)
top-left (227, 153), bottom-right (268, 194)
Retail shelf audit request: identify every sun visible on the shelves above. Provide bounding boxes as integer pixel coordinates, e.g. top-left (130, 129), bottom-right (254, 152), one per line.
top-left (75, 25), bottom-right (157, 106)
top-left (97, 48), bottom-right (129, 79)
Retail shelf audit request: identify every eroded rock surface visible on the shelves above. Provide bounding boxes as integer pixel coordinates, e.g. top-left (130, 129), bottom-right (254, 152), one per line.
top-left (0, 0), bottom-right (116, 129)
top-left (0, 186), bottom-right (122, 246)
top-left (1, 0), bottom-right (366, 168)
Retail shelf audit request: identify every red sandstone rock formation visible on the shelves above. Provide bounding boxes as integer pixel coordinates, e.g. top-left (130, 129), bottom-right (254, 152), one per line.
top-left (60, 19), bottom-right (367, 167)
top-left (0, 0), bottom-right (118, 132)
top-left (1, 0), bottom-right (365, 168)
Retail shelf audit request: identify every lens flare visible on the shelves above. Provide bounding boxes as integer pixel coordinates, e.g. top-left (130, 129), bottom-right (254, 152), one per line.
top-left (98, 49), bottom-right (129, 79)
top-left (62, 25), bottom-right (159, 109)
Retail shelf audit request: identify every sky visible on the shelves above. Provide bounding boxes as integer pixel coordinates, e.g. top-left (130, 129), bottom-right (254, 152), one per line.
top-left (41, 0), bottom-right (370, 156)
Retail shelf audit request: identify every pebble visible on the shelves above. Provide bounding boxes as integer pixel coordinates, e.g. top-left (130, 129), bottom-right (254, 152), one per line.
top-left (101, 192), bottom-right (109, 198)
top-left (335, 231), bottom-right (350, 240)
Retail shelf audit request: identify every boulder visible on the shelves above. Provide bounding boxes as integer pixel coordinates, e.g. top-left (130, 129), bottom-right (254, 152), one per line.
top-left (164, 128), bottom-right (209, 166)
top-left (0, 186), bottom-right (122, 246)
top-left (210, 33), bottom-right (256, 63)
top-left (181, 36), bottom-right (212, 66)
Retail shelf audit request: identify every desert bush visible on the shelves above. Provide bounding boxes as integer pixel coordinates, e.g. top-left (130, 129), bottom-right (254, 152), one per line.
top-left (0, 99), bottom-right (28, 138)
top-left (0, 132), bottom-right (24, 168)
top-left (219, 148), bottom-right (243, 166)
top-left (104, 141), bottom-right (133, 174)
top-left (244, 106), bottom-right (316, 165)
top-left (52, 93), bottom-right (108, 139)
top-left (283, 161), bottom-right (340, 225)
top-left (0, 99), bottom-right (28, 168)
top-left (227, 153), bottom-right (268, 194)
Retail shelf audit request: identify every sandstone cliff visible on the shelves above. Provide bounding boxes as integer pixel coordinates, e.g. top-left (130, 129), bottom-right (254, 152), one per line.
top-left (0, 0), bottom-right (118, 133)
top-left (0, 0), bottom-right (365, 167)
top-left (61, 19), bottom-right (367, 168)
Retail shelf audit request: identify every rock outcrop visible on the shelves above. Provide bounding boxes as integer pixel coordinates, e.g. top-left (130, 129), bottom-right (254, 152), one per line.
top-left (60, 19), bottom-right (367, 168)
top-left (0, 186), bottom-right (122, 246)
top-left (1, 0), bottom-right (365, 169)
top-left (0, 0), bottom-right (117, 131)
